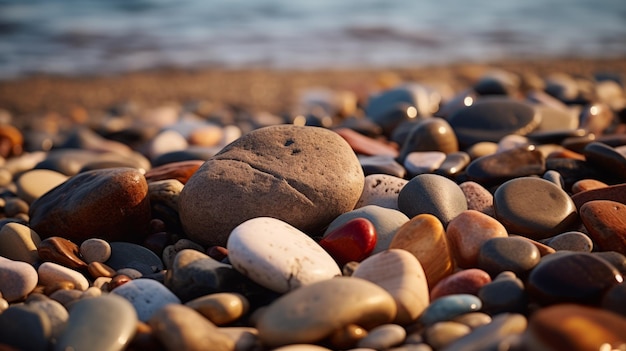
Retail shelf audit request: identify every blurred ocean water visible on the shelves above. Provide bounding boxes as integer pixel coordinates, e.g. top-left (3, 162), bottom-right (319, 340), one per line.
top-left (0, 0), bottom-right (625, 78)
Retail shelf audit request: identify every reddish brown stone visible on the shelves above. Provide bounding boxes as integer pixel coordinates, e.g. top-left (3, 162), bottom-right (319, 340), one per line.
top-left (430, 268), bottom-right (492, 300)
top-left (0, 124), bottom-right (23, 158)
top-left (38, 237), bottom-right (88, 270)
top-left (145, 160), bottom-right (204, 185)
top-left (580, 200), bottom-right (626, 254)
top-left (570, 179), bottom-right (608, 194)
top-left (571, 183), bottom-right (626, 210)
top-left (334, 127), bottom-right (399, 157)
top-left (446, 210), bottom-right (508, 268)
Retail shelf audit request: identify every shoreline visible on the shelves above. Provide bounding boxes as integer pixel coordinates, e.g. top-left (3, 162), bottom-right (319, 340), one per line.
top-left (1, 56), bottom-right (625, 118)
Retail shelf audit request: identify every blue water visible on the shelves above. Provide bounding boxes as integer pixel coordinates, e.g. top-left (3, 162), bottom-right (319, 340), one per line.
top-left (0, 0), bottom-right (625, 78)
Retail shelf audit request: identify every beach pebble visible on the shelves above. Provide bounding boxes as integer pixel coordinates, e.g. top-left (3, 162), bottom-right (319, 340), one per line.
top-left (571, 182), bottom-right (626, 209)
top-left (434, 151), bottom-right (470, 177)
top-left (496, 134), bottom-right (530, 153)
top-left (35, 148), bottom-right (150, 176)
top-left (38, 261), bottom-right (89, 291)
top-left (188, 124), bottom-right (224, 147)
top-left (452, 312), bottom-right (492, 329)
top-left (493, 177), bottom-right (579, 240)
top-left (80, 238), bottom-right (112, 263)
top-left (419, 294), bottom-right (482, 326)
top-left (527, 252), bottom-right (622, 305)
top-left (355, 174), bottom-right (407, 210)
top-left (359, 155), bottom-right (406, 178)
top-left (179, 125), bottom-right (364, 246)
top-left (430, 269), bottom-right (492, 301)
top-left (477, 236), bottom-right (540, 276)
top-left (0, 256), bottom-right (38, 302)
top-left (319, 218), bottom-right (377, 266)
top-left (273, 345), bottom-right (332, 351)
top-left (228, 217), bottom-right (341, 293)
top-left (580, 200), bottom-right (626, 254)
top-left (584, 141), bottom-right (626, 179)
top-left (145, 159), bottom-right (203, 184)
top-left (403, 151), bottom-right (446, 177)
top-left (389, 214), bottom-right (454, 288)
top-left (146, 129), bottom-right (189, 161)
top-left (49, 289), bottom-right (83, 307)
top-left (15, 169), bottom-right (68, 204)
top-left (217, 327), bottom-right (261, 351)
top-left (27, 298), bottom-right (68, 338)
top-left (55, 294), bottom-right (136, 351)
top-left (256, 276), bottom-right (396, 347)
top-left (185, 292), bottom-right (249, 325)
top-left (0, 305), bottom-right (51, 351)
top-left (327, 324), bottom-right (368, 349)
top-left (0, 221), bottom-right (41, 264)
top-left (149, 304), bottom-right (235, 351)
top-left (87, 261), bottom-right (116, 278)
top-left (29, 167), bottom-right (151, 243)
top-left (570, 178), bottom-right (608, 193)
top-left (111, 278), bottom-right (181, 322)
top-left (398, 173), bottom-right (467, 226)
top-left (458, 181), bottom-right (494, 216)
top-left (324, 205), bottom-right (409, 254)
top-left (105, 241), bottom-right (164, 275)
top-left (352, 249), bottom-right (429, 324)
top-left (478, 274), bottom-right (527, 315)
top-left (38, 236), bottom-right (87, 270)
top-left (398, 118), bottom-right (458, 161)
top-left (424, 321), bottom-right (471, 349)
top-left (580, 103), bottom-right (615, 135)
top-left (441, 313), bottom-right (527, 351)
top-left (446, 210), bottom-right (508, 268)
top-left (464, 145), bottom-right (546, 186)
top-left (544, 231), bottom-right (593, 252)
top-left (335, 127), bottom-right (399, 157)
top-left (356, 324), bottom-right (406, 350)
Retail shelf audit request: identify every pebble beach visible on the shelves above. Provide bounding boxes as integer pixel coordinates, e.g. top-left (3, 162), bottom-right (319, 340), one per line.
top-left (0, 55), bottom-right (626, 351)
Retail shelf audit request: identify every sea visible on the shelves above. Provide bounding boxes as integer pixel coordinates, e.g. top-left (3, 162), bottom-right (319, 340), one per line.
top-left (0, 0), bottom-right (625, 79)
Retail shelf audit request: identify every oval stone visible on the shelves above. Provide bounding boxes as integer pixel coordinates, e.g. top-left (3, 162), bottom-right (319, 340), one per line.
top-left (356, 323), bottom-right (406, 350)
top-left (179, 125), bottom-right (364, 246)
top-left (544, 231), bottom-right (593, 252)
top-left (80, 238), bottom-right (112, 263)
top-left (430, 269), bottom-right (492, 301)
top-left (38, 261), bottom-right (89, 291)
top-left (0, 222), bottom-right (41, 264)
top-left (477, 236), bottom-right (541, 276)
top-left (228, 217), bottom-right (340, 293)
top-left (446, 210), bottom-right (508, 268)
top-left (185, 292), bottom-right (249, 326)
top-left (583, 141), bottom-right (626, 179)
top-left (580, 200), bottom-right (626, 254)
top-left (441, 313), bottom-right (527, 351)
top-left (464, 145), bottom-right (546, 186)
top-left (29, 167), bottom-right (151, 243)
top-left (111, 278), bottom-right (181, 322)
top-left (0, 305), bottom-right (51, 351)
top-left (419, 294), bottom-right (482, 326)
top-left (256, 276), bottom-right (396, 347)
top-left (459, 181), bottom-right (494, 216)
top-left (355, 173), bottom-right (406, 211)
top-left (318, 218), bottom-right (377, 266)
top-left (105, 241), bottom-right (164, 275)
top-left (493, 177), bottom-right (579, 239)
top-left (398, 118), bottom-right (459, 162)
top-left (15, 169), bottom-right (68, 204)
top-left (0, 256), bottom-right (38, 302)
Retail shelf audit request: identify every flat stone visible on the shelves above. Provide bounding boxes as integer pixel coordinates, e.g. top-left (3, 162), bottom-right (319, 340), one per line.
top-left (55, 294), bottom-right (137, 351)
top-left (441, 313), bottom-right (527, 351)
top-left (185, 292), bottom-right (249, 326)
top-left (389, 214), bottom-right (454, 288)
top-left (571, 183), bottom-right (626, 209)
top-left (430, 269), bottom-right (492, 301)
top-left (546, 158), bottom-right (623, 190)
top-left (105, 242), bottom-right (164, 275)
top-left (583, 141), bottom-right (626, 180)
top-left (398, 118), bottom-right (458, 162)
top-left (38, 236), bottom-right (87, 270)
top-left (419, 294), bottom-right (482, 326)
top-left (359, 155), bottom-right (406, 178)
top-left (352, 249), bottom-right (429, 325)
top-left (544, 231), bottom-right (593, 252)
top-left (334, 127), bottom-right (399, 157)
top-left (0, 222), bottom-right (41, 264)
top-left (35, 149), bottom-right (150, 176)
top-left (111, 278), bottom-right (181, 322)
top-left (571, 178), bottom-right (608, 194)
top-left (0, 256), bottom-right (38, 302)
top-left (80, 238), bottom-right (112, 263)
top-left (477, 236), bottom-right (541, 276)
top-left (356, 324), bottom-right (406, 349)
top-left (38, 261), bottom-right (89, 291)
top-left (355, 174), bottom-right (408, 210)
top-left (446, 210), bottom-right (508, 268)
top-left (0, 305), bottom-right (51, 351)
top-left (398, 173), bottom-right (467, 226)
top-left (478, 274), bottom-right (528, 315)
top-left (434, 151), bottom-right (471, 178)
top-left (15, 169), bottom-right (68, 204)
top-left (145, 160), bottom-right (204, 185)
top-left (594, 251), bottom-right (626, 276)
top-left (179, 125), bottom-right (364, 246)
top-left (256, 276), bottom-right (396, 348)
top-left (458, 181), bottom-right (494, 216)
top-left (227, 217), bottom-right (341, 293)
top-left (493, 177), bottom-right (579, 239)
top-left (29, 167), bottom-right (151, 243)
top-left (464, 145), bottom-right (546, 186)
top-left (424, 321), bottom-right (471, 349)
top-left (580, 200), bottom-right (626, 254)
top-left (403, 151), bottom-right (446, 177)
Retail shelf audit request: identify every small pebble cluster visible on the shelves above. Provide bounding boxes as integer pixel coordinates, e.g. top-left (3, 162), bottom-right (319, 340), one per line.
top-left (0, 68), bottom-right (626, 351)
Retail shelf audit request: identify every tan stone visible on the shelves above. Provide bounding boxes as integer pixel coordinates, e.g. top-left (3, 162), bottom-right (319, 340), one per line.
top-left (446, 210), bottom-right (508, 268)
top-left (0, 222), bottom-right (41, 264)
top-left (185, 293), bottom-right (249, 325)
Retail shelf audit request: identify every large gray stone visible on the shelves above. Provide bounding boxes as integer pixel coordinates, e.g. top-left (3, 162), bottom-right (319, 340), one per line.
top-left (179, 125), bottom-right (364, 246)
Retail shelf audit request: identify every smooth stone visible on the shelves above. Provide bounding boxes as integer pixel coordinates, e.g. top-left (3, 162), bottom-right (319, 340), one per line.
top-left (111, 278), bottom-right (181, 322)
top-left (359, 155), bottom-right (406, 178)
top-left (398, 173), bottom-right (467, 226)
top-left (105, 242), bottom-right (164, 275)
top-left (465, 141), bottom-right (498, 160)
top-left (389, 214), bottom-right (454, 288)
top-left (440, 313), bottom-right (527, 351)
top-left (403, 151), bottom-right (446, 177)
top-left (571, 178), bottom-right (608, 194)
top-left (319, 218), bottom-right (377, 266)
top-left (602, 283), bottom-right (626, 317)
top-left (493, 177), bottom-right (579, 239)
top-left (38, 261), bottom-right (89, 291)
top-left (148, 179), bottom-right (184, 232)
top-left (324, 205), bottom-right (409, 254)
top-left (56, 127), bottom-right (134, 156)
top-left (419, 294), bottom-right (482, 326)
top-left (527, 252), bottom-right (623, 305)
top-left (151, 146), bottom-right (219, 167)
top-left (88, 261), bottom-right (116, 279)
top-left (145, 129), bottom-right (189, 161)
top-left (473, 70), bottom-right (519, 96)
top-left (38, 236), bottom-right (87, 270)
top-left (542, 169), bottom-right (564, 189)
top-left (149, 304), bottom-right (235, 351)
top-left (328, 324), bottom-right (368, 349)
top-left (496, 134), bottom-right (530, 153)
top-left (452, 312), bottom-right (492, 329)
top-left (446, 210), bottom-right (508, 268)
top-left (477, 236), bottom-right (541, 276)
top-left (458, 181), bottom-right (494, 217)
top-left (525, 304), bottom-right (626, 351)
top-left (430, 269), bottom-right (492, 301)
top-left (228, 217), bottom-right (340, 293)
top-left (464, 145), bottom-right (546, 186)
top-left (580, 200), bottom-right (626, 254)
top-left (424, 321), bottom-right (471, 349)
top-left (0, 256), bottom-right (38, 302)
top-left (54, 294), bottom-right (137, 351)
top-left (15, 169), bottom-right (68, 204)
top-left (580, 103), bottom-right (615, 135)
top-left (217, 327), bottom-right (261, 351)
top-left (4, 197), bottom-right (29, 217)
top-left (334, 128), bottom-right (399, 157)
top-left (256, 276), bottom-right (397, 348)
top-left (436, 88), bottom-right (478, 120)
top-left (356, 324), bottom-right (406, 350)
top-left (80, 238), bottom-right (112, 263)
top-left (532, 105), bottom-right (579, 132)
top-left (545, 158), bottom-right (622, 191)
top-left (526, 127), bottom-right (586, 145)
top-left (583, 141), bottom-right (626, 179)
top-left (188, 124), bottom-right (225, 147)
top-left (0, 123), bottom-right (23, 158)
top-left (352, 249), bottom-right (429, 325)
top-left (0, 222), bottom-right (41, 264)
top-left (0, 305), bottom-right (51, 351)
top-left (179, 125), bottom-right (365, 246)
top-left (434, 151), bottom-right (470, 178)
top-left (49, 289), bottom-right (83, 307)
top-left (355, 174), bottom-right (408, 211)
top-left (144, 159), bottom-right (204, 185)
top-left (398, 118), bottom-right (459, 162)
top-left (478, 275), bottom-right (527, 315)
top-left (544, 231), bottom-right (593, 252)
top-left (185, 292), bottom-right (249, 325)
top-left (28, 298), bottom-right (68, 339)
top-left (35, 149), bottom-right (150, 176)
top-left (273, 345), bottom-right (332, 351)
top-left (448, 97), bottom-right (541, 148)
top-left (29, 167), bottom-right (151, 243)
top-left (571, 183), bottom-right (626, 209)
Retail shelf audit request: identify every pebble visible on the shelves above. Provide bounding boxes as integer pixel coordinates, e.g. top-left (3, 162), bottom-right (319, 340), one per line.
top-left (424, 321), bottom-right (471, 349)
top-left (111, 278), bottom-right (181, 322)
top-left (398, 173), bottom-right (468, 226)
top-left (419, 294), bottom-right (482, 326)
top-left (359, 155), bottom-right (407, 178)
top-left (335, 127), bottom-right (399, 157)
top-left (403, 151), bottom-right (446, 177)
top-left (227, 217), bottom-right (341, 293)
top-left (185, 292), bottom-right (249, 325)
top-left (441, 313), bottom-right (527, 351)
top-left (434, 151), bottom-right (470, 178)
top-left (571, 182), bottom-right (626, 209)
top-left (397, 118), bottom-right (458, 162)
top-left (80, 238), bottom-right (112, 263)
top-left (319, 218), bottom-right (377, 266)
top-left (451, 312), bottom-right (492, 329)
top-left (477, 236), bottom-right (541, 276)
top-left (389, 214), bottom-right (454, 288)
top-left (144, 159), bottom-right (204, 184)
top-left (38, 261), bottom-right (89, 291)
top-left (356, 324), bottom-right (406, 350)
top-left (464, 145), bottom-right (546, 186)
top-left (543, 231), bottom-right (593, 252)
top-left (105, 241), bottom-right (164, 275)
top-left (583, 141), bottom-right (626, 179)
top-left (458, 181), bottom-right (494, 216)
top-left (570, 178), bottom-right (608, 193)
top-left (352, 249), bottom-right (430, 325)
top-left (0, 221), bottom-right (41, 264)
top-left (55, 294), bottom-right (137, 351)
top-left (493, 177), bottom-right (579, 239)
top-left (430, 269), bottom-right (492, 301)
top-left (27, 298), bottom-right (68, 339)
top-left (355, 174), bottom-right (408, 210)
top-left (0, 256), bottom-right (38, 302)
top-left (0, 304), bottom-right (51, 351)
top-left (478, 274), bottom-right (527, 315)
top-left (579, 200), bottom-right (626, 254)
top-left (14, 169), bottom-right (68, 204)
top-left (328, 324), bottom-right (368, 349)
top-left (38, 236), bottom-right (88, 270)
top-left (179, 125), bottom-right (365, 246)
top-left (145, 129), bottom-right (189, 161)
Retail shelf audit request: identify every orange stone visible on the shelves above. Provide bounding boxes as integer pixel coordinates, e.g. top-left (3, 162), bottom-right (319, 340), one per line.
top-left (145, 160), bottom-right (204, 185)
top-left (571, 183), bottom-right (626, 210)
top-left (446, 210), bottom-right (508, 268)
top-left (570, 179), bottom-right (608, 194)
top-left (334, 128), bottom-right (399, 157)
top-left (188, 125), bottom-right (224, 147)
top-left (580, 200), bottom-right (626, 254)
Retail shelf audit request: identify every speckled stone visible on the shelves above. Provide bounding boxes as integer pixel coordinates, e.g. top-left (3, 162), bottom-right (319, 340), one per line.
top-left (355, 174), bottom-right (408, 210)
top-left (544, 231), bottom-right (593, 252)
top-left (459, 181), bottom-right (494, 216)
top-left (580, 200), bottom-right (626, 254)
top-left (227, 217), bottom-right (341, 293)
top-left (80, 238), bottom-right (112, 263)
top-left (15, 169), bottom-right (68, 204)
top-left (0, 256), bottom-right (38, 302)
top-left (419, 294), bottom-right (482, 326)
top-left (477, 236), bottom-right (541, 276)
top-left (446, 210), bottom-right (508, 268)
top-left (493, 177), bottom-right (579, 240)
top-left (430, 269), bottom-right (492, 301)
top-left (398, 173), bottom-right (467, 226)
top-left (111, 278), bottom-right (181, 322)
top-left (356, 324), bottom-right (406, 350)
top-left (464, 145), bottom-right (546, 186)
top-left (0, 222), bottom-right (41, 264)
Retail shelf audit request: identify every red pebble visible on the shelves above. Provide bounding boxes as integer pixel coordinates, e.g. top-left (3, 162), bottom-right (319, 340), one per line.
top-left (319, 218), bottom-right (377, 266)
top-left (207, 246), bottom-right (229, 261)
top-left (430, 268), bottom-right (492, 300)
